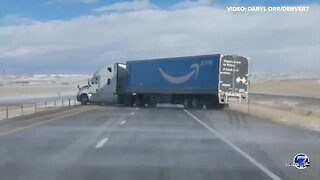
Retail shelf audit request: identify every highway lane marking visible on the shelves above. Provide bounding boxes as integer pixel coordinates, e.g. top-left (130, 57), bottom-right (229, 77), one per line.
top-left (95, 138), bottom-right (108, 149)
top-left (120, 120), bottom-right (126, 125)
top-left (184, 109), bottom-right (282, 180)
top-left (0, 107), bottom-right (94, 137)
top-left (130, 112), bottom-right (135, 115)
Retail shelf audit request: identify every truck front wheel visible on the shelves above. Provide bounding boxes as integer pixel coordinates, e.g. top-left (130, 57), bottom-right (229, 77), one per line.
top-left (80, 94), bottom-right (89, 105)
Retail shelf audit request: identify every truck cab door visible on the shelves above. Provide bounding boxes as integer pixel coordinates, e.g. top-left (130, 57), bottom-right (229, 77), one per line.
top-left (89, 76), bottom-right (101, 101)
top-left (98, 64), bottom-right (118, 103)
top-left (91, 76), bottom-right (100, 91)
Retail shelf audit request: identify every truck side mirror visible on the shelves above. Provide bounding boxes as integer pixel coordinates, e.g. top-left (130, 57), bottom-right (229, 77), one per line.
top-left (77, 85), bottom-right (80, 89)
top-left (88, 79), bottom-right (91, 86)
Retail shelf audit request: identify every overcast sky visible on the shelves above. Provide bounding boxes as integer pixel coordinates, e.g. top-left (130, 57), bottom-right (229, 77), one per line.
top-left (0, 0), bottom-right (319, 75)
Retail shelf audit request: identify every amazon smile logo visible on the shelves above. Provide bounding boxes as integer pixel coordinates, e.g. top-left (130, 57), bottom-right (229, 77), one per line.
top-left (159, 63), bottom-right (199, 84)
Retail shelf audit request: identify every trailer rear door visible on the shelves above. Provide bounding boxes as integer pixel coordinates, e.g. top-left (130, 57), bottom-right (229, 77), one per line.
top-left (219, 55), bottom-right (249, 103)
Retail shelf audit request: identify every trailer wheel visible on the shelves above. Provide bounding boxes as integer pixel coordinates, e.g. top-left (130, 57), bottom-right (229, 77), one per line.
top-left (124, 96), bottom-right (133, 106)
top-left (134, 96), bottom-right (145, 107)
top-left (80, 94), bottom-right (89, 105)
top-left (206, 96), bottom-right (225, 109)
top-left (146, 96), bottom-right (156, 107)
top-left (183, 97), bottom-right (192, 109)
top-left (148, 101), bottom-right (156, 107)
top-left (192, 96), bottom-right (203, 109)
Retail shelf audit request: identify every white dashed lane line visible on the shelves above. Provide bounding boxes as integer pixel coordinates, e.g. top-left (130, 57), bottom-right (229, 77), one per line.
top-left (120, 120), bottom-right (126, 125)
top-left (95, 138), bottom-right (109, 149)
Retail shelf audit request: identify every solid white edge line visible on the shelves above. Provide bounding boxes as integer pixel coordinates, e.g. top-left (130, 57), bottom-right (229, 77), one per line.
top-left (184, 109), bottom-right (282, 180)
top-left (95, 138), bottom-right (109, 149)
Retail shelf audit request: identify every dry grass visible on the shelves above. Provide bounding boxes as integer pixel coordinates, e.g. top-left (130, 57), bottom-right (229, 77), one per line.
top-left (229, 78), bottom-right (320, 131)
top-left (229, 99), bottom-right (320, 132)
top-left (250, 79), bottom-right (320, 98)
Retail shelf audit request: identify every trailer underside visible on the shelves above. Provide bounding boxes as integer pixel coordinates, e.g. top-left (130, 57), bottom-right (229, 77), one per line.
top-left (118, 93), bottom-right (226, 109)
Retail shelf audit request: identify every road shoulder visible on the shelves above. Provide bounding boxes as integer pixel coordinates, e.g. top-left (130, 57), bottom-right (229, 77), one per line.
top-left (229, 103), bottom-right (320, 132)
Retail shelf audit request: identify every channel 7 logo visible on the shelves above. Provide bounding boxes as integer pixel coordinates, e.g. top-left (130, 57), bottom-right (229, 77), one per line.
top-left (286, 153), bottom-right (310, 170)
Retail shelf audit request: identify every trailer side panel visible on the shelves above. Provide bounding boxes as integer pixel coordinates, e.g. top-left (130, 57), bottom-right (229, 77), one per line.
top-left (125, 54), bottom-right (221, 94)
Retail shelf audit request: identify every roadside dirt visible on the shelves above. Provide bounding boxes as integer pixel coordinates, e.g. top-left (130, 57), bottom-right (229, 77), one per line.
top-left (229, 102), bottom-right (320, 132)
top-left (250, 79), bottom-right (320, 98)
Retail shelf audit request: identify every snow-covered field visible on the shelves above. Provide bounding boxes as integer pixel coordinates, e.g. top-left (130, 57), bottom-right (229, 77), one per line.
top-left (0, 74), bottom-right (91, 105)
top-left (0, 74), bottom-right (90, 119)
top-left (250, 72), bottom-right (320, 83)
top-left (0, 74), bottom-right (91, 85)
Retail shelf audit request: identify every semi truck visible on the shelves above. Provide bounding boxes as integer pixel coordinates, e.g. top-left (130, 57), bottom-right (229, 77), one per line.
top-left (76, 54), bottom-right (249, 109)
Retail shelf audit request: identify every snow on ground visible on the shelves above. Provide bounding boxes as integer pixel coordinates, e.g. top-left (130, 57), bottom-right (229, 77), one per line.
top-left (0, 74), bottom-right (91, 85)
top-left (250, 72), bottom-right (320, 83)
top-left (0, 74), bottom-right (90, 105)
top-left (1, 92), bottom-right (75, 102)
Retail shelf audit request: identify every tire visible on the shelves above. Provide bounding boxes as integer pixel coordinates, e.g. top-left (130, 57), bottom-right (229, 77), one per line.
top-left (134, 96), bottom-right (145, 107)
top-left (80, 94), bottom-right (89, 105)
top-left (148, 101), bottom-right (157, 107)
top-left (146, 97), bottom-right (156, 107)
top-left (206, 96), bottom-right (219, 109)
top-left (192, 96), bottom-right (203, 109)
top-left (206, 96), bottom-right (225, 110)
top-left (183, 97), bottom-right (192, 109)
top-left (124, 96), bottom-right (133, 106)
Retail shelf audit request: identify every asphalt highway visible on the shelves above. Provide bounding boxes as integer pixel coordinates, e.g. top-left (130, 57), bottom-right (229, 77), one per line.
top-left (0, 105), bottom-right (319, 180)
